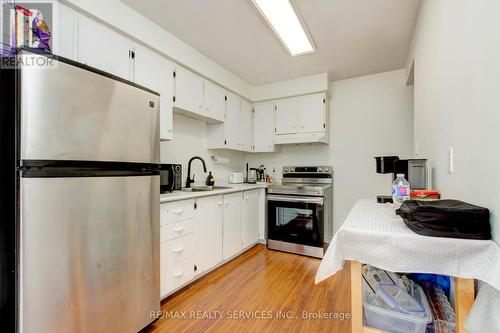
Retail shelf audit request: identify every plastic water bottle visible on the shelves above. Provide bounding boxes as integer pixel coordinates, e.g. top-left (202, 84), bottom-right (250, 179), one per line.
top-left (392, 174), bottom-right (410, 207)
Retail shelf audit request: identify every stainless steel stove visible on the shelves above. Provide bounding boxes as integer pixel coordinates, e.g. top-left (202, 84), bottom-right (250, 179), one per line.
top-left (267, 166), bottom-right (333, 258)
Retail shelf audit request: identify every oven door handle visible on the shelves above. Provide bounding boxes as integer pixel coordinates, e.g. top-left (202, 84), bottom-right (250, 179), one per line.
top-left (267, 195), bottom-right (324, 205)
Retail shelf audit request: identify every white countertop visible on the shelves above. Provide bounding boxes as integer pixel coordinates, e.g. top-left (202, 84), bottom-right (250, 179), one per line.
top-left (160, 183), bottom-right (268, 203)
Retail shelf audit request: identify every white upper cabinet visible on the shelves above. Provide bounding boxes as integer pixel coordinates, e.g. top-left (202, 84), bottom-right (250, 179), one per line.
top-left (224, 92), bottom-right (241, 150)
top-left (207, 93), bottom-right (255, 152)
top-left (173, 68), bottom-right (225, 123)
top-left (275, 98), bottom-right (299, 135)
top-left (253, 102), bottom-right (275, 152)
top-left (203, 80), bottom-right (226, 122)
top-left (274, 92), bottom-right (328, 145)
top-left (173, 66), bottom-right (204, 116)
top-left (78, 15), bottom-right (134, 81)
top-left (239, 100), bottom-right (254, 152)
top-left (134, 44), bottom-right (174, 141)
top-left (298, 93), bottom-right (326, 133)
top-left (52, 2), bottom-right (79, 61)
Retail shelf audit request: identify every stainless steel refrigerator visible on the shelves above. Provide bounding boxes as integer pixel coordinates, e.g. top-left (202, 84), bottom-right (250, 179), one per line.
top-left (0, 49), bottom-right (160, 332)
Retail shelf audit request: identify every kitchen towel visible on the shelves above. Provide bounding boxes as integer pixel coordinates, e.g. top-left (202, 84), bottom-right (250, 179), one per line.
top-left (315, 199), bottom-right (500, 333)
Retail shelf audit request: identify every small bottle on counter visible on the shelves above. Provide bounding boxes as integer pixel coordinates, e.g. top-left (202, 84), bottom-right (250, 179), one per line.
top-left (206, 171), bottom-right (215, 186)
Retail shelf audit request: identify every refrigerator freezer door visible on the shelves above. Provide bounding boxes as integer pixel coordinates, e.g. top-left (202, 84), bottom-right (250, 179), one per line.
top-left (19, 53), bottom-right (160, 164)
top-left (19, 176), bottom-right (160, 333)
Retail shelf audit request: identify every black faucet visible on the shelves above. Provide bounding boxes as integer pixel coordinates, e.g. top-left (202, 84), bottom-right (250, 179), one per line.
top-left (185, 156), bottom-right (207, 188)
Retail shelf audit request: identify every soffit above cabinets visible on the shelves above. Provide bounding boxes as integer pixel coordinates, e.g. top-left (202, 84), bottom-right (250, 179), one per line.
top-left (120, 0), bottom-right (422, 85)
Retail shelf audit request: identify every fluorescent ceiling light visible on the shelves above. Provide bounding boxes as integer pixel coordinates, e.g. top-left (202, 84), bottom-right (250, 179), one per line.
top-left (252, 0), bottom-right (314, 56)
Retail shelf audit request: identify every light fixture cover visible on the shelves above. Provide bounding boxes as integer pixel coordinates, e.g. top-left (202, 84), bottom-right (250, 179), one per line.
top-left (252, 0), bottom-right (314, 56)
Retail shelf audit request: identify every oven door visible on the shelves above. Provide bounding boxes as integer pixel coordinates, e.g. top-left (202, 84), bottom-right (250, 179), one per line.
top-left (267, 195), bottom-right (324, 248)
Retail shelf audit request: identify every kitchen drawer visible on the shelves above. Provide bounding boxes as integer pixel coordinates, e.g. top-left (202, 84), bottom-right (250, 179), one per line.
top-left (160, 199), bottom-right (195, 225)
top-left (161, 233), bottom-right (194, 264)
top-left (160, 219), bottom-right (195, 243)
top-left (160, 256), bottom-right (194, 297)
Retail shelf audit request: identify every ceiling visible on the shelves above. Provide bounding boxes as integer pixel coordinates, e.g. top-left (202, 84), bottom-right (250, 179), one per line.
top-left (121, 0), bottom-right (421, 85)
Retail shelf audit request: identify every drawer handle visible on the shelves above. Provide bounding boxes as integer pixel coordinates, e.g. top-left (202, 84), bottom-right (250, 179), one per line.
top-left (217, 201), bottom-right (223, 206)
top-left (173, 209), bottom-right (184, 215)
top-left (224, 201), bottom-right (229, 206)
top-left (173, 270), bottom-right (183, 278)
top-left (173, 247), bottom-right (183, 254)
top-left (173, 226), bottom-right (184, 233)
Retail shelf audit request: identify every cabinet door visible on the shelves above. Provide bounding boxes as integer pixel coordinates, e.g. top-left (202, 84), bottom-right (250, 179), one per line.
top-left (222, 192), bottom-right (243, 260)
top-left (204, 80), bottom-right (225, 122)
top-left (298, 93), bottom-right (326, 133)
top-left (174, 66), bottom-right (204, 114)
top-left (134, 44), bottom-right (174, 140)
top-left (78, 15), bottom-right (133, 80)
top-left (239, 100), bottom-right (254, 152)
top-left (242, 190), bottom-right (259, 248)
top-left (275, 98), bottom-right (299, 134)
top-left (194, 196), bottom-right (223, 275)
top-left (225, 92), bottom-right (241, 150)
top-left (253, 103), bottom-right (275, 152)
top-left (52, 2), bottom-right (79, 61)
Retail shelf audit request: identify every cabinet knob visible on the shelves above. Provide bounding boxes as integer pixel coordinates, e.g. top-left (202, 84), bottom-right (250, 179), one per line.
top-left (173, 270), bottom-right (184, 278)
top-left (224, 201), bottom-right (229, 206)
top-left (217, 201), bottom-right (223, 206)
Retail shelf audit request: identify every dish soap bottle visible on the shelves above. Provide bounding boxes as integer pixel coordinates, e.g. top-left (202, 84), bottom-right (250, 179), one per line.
top-left (206, 171), bottom-right (215, 186)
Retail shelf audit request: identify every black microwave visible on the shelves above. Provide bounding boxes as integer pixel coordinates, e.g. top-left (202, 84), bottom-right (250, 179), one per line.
top-left (160, 164), bottom-right (182, 193)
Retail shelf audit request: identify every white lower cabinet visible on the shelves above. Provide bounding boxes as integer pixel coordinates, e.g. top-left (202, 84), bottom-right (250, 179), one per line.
top-left (160, 233), bottom-right (195, 297)
top-left (194, 195), bottom-right (223, 275)
top-left (222, 192), bottom-right (244, 260)
top-left (242, 190), bottom-right (260, 248)
top-left (160, 190), bottom-right (262, 298)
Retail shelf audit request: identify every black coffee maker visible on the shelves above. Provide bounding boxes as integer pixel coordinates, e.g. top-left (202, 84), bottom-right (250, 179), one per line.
top-left (374, 156), bottom-right (428, 203)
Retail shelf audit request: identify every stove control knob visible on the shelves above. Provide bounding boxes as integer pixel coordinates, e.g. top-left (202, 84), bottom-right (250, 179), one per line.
top-left (284, 168), bottom-right (289, 173)
top-left (318, 168), bottom-right (323, 172)
top-left (290, 168), bottom-right (295, 173)
top-left (324, 168), bottom-right (329, 173)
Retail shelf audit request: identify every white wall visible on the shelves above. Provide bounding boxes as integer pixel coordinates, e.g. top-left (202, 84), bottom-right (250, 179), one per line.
top-left (410, 0), bottom-right (500, 243)
top-left (161, 114), bottom-right (244, 186)
top-left (245, 69), bottom-right (414, 234)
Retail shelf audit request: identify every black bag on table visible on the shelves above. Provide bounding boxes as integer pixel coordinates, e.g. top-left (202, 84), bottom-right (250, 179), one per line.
top-left (396, 199), bottom-right (491, 240)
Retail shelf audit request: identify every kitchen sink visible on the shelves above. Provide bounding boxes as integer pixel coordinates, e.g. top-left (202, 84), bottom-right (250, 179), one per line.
top-left (181, 186), bottom-right (233, 192)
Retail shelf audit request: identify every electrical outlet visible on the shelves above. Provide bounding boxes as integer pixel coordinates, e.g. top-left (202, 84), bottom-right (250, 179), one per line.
top-left (448, 147), bottom-right (454, 173)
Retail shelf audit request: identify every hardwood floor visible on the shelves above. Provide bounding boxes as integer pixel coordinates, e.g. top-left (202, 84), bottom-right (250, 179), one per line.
top-left (143, 245), bottom-right (351, 333)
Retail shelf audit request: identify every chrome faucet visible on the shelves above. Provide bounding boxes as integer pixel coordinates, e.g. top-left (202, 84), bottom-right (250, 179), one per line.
top-left (185, 156), bottom-right (207, 188)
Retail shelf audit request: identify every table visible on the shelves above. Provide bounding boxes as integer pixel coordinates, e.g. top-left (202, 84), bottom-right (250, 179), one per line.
top-left (315, 199), bottom-right (500, 333)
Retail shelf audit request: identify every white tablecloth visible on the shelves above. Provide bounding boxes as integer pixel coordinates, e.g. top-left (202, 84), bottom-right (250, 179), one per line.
top-left (315, 199), bottom-right (500, 333)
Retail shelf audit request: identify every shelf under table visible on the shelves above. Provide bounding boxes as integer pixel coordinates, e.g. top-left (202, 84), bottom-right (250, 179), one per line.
top-left (349, 260), bottom-right (475, 333)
